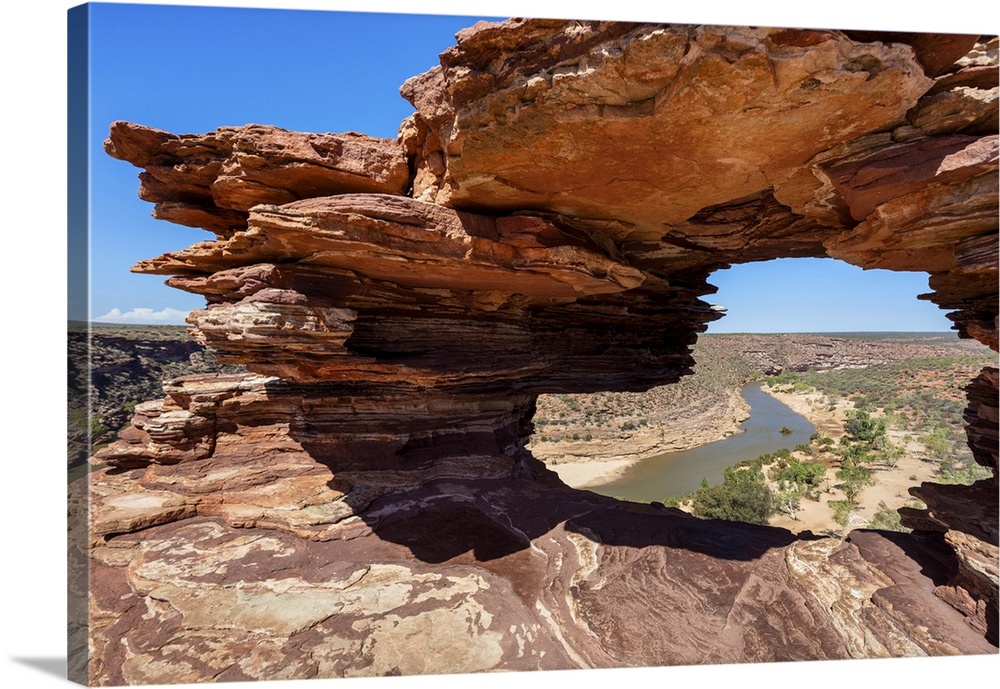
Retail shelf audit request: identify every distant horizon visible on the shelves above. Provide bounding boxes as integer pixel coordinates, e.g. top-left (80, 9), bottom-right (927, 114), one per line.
top-left (84, 5), bottom-right (497, 326)
top-left (77, 319), bottom-right (960, 336)
top-left (703, 258), bottom-right (955, 333)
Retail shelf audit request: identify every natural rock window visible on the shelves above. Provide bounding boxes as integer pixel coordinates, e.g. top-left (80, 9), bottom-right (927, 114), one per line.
top-left (72, 18), bottom-right (998, 685)
top-left (529, 258), bottom-right (994, 539)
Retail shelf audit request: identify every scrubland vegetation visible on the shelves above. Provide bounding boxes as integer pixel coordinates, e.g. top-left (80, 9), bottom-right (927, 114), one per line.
top-left (664, 352), bottom-right (995, 532)
top-left (532, 336), bottom-right (757, 446)
top-left (68, 324), bottom-right (244, 467)
top-left (766, 355), bottom-right (994, 486)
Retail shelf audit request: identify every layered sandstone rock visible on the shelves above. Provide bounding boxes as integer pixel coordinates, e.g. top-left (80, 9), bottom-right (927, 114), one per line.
top-left (105, 123), bottom-right (410, 235)
top-left (77, 18), bottom-right (998, 685)
top-left (402, 22), bottom-right (933, 229)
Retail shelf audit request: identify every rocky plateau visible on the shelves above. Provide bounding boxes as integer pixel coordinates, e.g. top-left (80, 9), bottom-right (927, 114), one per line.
top-left (72, 19), bottom-right (998, 685)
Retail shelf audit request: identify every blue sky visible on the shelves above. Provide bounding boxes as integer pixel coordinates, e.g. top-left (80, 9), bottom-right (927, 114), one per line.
top-left (84, 2), bottom-right (954, 332)
top-left (705, 259), bottom-right (952, 333)
top-left (85, 3), bottom-right (497, 324)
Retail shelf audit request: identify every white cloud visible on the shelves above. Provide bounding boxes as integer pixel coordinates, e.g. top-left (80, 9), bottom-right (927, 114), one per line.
top-left (94, 307), bottom-right (192, 325)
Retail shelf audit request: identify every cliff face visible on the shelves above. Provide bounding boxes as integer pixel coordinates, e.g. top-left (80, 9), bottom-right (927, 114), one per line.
top-left (75, 19), bottom-right (998, 685)
top-left (68, 326), bottom-right (239, 467)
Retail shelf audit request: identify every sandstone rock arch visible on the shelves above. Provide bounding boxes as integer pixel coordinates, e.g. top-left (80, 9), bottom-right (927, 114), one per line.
top-left (76, 19), bottom-right (997, 685)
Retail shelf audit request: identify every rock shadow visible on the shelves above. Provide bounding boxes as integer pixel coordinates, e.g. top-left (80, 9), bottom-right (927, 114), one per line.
top-left (287, 413), bottom-right (801, 564)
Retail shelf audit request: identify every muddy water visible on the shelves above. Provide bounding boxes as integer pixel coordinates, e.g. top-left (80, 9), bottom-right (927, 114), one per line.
top-left (588, 383), bottom-right (816, 503)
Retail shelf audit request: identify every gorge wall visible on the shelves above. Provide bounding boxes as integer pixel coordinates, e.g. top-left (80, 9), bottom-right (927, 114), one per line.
top-left (72, 19), bottom-right (998, 685)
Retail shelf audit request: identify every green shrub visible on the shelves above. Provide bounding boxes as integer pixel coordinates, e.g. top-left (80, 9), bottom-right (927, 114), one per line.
top-left (836, 461), bottom-right (875, 505)
top-left (830, 500), bottom-right (853, 527)
top-left (768, 456), bottom-right (826, 488)
top-left (869, 501), bottom-right (908, 532)
top-left (937, 461), bottom-right (992, 485)
top-left (662, 495), bottom-right (684, 508)
top-left (845, 409), bottom-right (887, 445)
top-left (690, 466), bottom-right (773, 525)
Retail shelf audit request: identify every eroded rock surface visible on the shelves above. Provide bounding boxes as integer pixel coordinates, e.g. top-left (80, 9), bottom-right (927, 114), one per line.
top-left (76, 18), bottom-right (998, 685)
top-left (105, 123), bottom-right (410, 235)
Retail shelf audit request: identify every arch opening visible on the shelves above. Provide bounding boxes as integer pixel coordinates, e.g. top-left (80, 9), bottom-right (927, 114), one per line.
top-left (530, 257), bottom-right (995, 538)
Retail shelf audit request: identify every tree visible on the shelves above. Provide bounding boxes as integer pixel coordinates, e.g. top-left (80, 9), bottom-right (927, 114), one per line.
top-left (877, 443), bottom-right (905, 469)
top-left (922, 425), bottom-right (953, 459)
top-left (845, 408), bottom-right (887, 447)
top-left (768, 456), bottom-right (827, 494)
top-left (840, 441), bottom-right (875, 467)
top-left (691, 466), bottom-right (774, 525)
top-left (774, 485), bottom-right (804, 520)
top-left (836, 460), bottom-right (875, 505)
top-left (830, 499), bottom-right (854, 527)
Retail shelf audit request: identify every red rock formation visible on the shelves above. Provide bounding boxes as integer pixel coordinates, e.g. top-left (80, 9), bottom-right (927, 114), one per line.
top-left (105, 123), bottom-right (409, 235)
top-left (75, 18), bottom-right (999, 685)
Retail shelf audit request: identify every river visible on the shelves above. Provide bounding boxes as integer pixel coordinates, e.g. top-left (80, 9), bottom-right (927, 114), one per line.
top-left (586, 383), bottom-right (816, 503)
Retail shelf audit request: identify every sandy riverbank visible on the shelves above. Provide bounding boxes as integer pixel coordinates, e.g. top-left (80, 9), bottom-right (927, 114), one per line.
top-left (764, 384), bottom-right (938, 534)
top-left (542, 380), bottom-right (942, 536)
top-left (535, 387), bottom-right (750, 488)
top-left (762, 386), bottom-right (850, 442)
